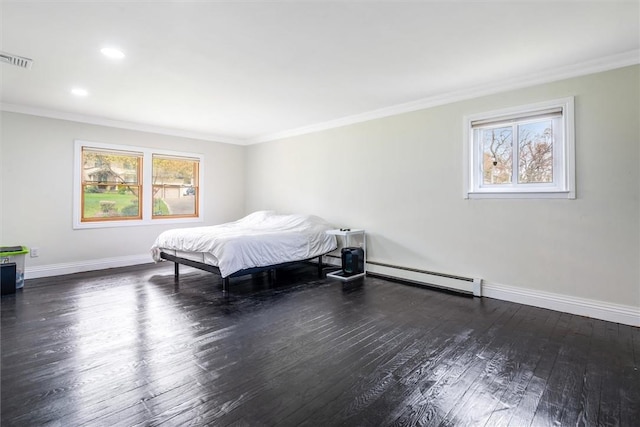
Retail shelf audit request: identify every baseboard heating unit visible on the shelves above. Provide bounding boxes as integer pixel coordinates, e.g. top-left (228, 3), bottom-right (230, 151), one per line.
top-left (364, 261), bottom-right (482, 296)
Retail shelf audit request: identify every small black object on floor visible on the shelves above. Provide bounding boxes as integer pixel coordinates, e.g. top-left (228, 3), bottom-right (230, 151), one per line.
top-left (1, 262), bottom-right (16, 296)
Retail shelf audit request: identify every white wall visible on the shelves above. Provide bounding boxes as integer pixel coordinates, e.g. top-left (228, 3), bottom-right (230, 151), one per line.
top-left (0, 112), bottom-right (245, 270)
top-left (245, 66), bottom-right (640, 313)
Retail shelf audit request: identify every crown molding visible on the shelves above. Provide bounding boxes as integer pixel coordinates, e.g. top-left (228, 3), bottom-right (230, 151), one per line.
top-left (0, 103), bottom-right (245, 146)
top-left (2, 49), bottom-right (638, 146)
top-left (249, 49), bottom-right (640, 144)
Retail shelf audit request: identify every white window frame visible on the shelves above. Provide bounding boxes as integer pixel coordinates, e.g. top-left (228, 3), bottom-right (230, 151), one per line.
top-left (73, 140), bottom-right (205, 229)
top-left (463, 97), bottom-right (575, 199)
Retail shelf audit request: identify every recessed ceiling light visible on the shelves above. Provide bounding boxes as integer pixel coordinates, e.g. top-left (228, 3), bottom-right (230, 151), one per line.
top-left (71, 88), bottom-right (89, 97)
top-left (101, 47), bottom-right (125, 59)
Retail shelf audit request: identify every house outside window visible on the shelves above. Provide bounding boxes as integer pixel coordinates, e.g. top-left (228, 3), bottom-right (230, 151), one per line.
top-left (463, 97), bottom-right (575, 199)
top-left (74, 140), bottom-right (204, 228)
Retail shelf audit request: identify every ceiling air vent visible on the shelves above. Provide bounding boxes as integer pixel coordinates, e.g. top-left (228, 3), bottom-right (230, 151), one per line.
top-left (0, 51), bottom-right (33, 69)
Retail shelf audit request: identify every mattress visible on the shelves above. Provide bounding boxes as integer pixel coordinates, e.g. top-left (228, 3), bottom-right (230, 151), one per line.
top-left (151, 211), bottom-right (337, 277)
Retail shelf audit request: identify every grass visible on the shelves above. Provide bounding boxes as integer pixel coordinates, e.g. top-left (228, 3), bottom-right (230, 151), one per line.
top-left (84, 192), bottom-right (170, 218)
top-left (153, 198), bottom-right (170, 215)
top-left (83, 192), bottom-right (139, 218)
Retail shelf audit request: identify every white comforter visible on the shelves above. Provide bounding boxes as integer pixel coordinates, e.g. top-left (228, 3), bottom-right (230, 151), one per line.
top-left (151, 211), bottom-right (337, 277)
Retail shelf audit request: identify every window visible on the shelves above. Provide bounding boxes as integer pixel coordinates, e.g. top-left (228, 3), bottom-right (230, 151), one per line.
top-left (74, 140), bottom-right (204, 228)
top-left (152, 154), bottom-right (199, 218)
top-left (80, 147), bottom-right (143, 221)
top-left (464, 97), bottom-right (575, 199)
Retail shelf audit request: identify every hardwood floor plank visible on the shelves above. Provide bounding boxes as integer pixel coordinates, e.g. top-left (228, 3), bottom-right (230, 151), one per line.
top-left (340, 312), bottom-right (484, 425)
top-left (503, 311), bottom-right (573, 427)
top-left (480, 307), bottom-right (561, 427)
top-left (556, 316), bottom-right (597, 426)
top-left (597, 322), bottom-right (623, 426)
top-left (619, 324), bottom-right (640, 427)
top-left (280, 328), bottom-right (426, 424)
top-left (381, 300), bottom-right (524, 426)
top-left (443, 305), bottom-right (559, 427)
top-left (571, 318), bottom-right (615, 427)
top-left (528, 312), bottom-right (600, 427)
top-left (429, 305), bottom-right (542, 426)
top-left (138, 287), bottom-right (396, 424)
top-left (294, 296), bottom-right (462, 425)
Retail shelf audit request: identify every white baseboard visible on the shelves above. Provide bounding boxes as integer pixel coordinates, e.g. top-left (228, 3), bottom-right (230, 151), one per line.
top-left (364, 262), bottom-right (481, 296)
top-left (342, 257), bottom-right (638, 327)
top-left (25, 254), bottom-right (153, 280)
top-left (483, 282), bottom-right (640, 327)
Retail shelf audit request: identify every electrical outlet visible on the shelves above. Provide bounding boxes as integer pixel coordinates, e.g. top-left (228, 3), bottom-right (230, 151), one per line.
top-left (30, 247), bottom-right (39, 258)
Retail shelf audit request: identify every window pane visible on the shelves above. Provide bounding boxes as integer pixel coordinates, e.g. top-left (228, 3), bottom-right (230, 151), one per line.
top-left (152, 156), bottom-right (199, 217)
top-left (82, 185), bottom-right (141, 220)
top-left (481, 126), bottom-right (513, 185)
top-left (82, 150), bottom-right (140, 184)
top-left (518, 120), bottom-right (553, 183)
top-left (81, 149), bottom-right (141, 221)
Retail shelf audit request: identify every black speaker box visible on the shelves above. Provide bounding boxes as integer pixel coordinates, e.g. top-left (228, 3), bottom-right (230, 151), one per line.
top-left (341, 247), bottom-right (364, 276)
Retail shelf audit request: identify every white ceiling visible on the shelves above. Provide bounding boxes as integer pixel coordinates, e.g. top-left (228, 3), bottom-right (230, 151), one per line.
top-left (1, 1), bottom-right (639, 145)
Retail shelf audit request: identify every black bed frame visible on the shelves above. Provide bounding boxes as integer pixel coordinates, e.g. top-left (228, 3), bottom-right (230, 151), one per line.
top-left (159, 251), bottom-right (325, 293)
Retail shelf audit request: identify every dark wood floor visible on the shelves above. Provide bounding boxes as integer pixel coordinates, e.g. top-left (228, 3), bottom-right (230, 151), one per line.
top-left (1, 263), bottom-right (638, 426)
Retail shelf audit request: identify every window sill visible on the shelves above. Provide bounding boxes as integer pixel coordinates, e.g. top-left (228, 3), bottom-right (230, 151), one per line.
top-left (466, 190), bottom-right (575, 200)
top-left (73, 216), bottom-right (204, 230)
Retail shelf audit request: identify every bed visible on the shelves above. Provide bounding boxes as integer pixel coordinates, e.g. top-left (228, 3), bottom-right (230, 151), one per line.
top-left (151, 211), bottom-right (338, 292)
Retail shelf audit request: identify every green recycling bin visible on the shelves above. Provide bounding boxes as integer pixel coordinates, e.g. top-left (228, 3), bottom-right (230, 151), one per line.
top-left (0, 246), bottom-right (29, 289)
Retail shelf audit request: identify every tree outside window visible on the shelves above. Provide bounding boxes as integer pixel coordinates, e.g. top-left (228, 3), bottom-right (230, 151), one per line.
top-left (480, 119), bottom-right (554, 186)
